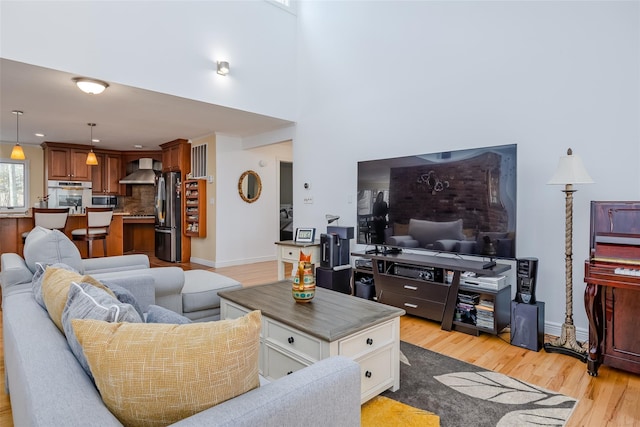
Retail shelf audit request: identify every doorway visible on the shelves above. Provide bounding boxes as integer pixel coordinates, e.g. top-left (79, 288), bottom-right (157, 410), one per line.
top-left (279, 161), bottom-right (293, 241)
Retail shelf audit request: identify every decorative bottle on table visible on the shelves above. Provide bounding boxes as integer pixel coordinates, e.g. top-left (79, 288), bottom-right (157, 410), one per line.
top-left (292, 251), bottom-right (315, 303)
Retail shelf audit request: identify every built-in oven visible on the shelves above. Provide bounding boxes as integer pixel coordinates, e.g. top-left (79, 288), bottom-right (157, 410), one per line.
top-left (92, 195), bottom-right (118, 208)
top-left (46, 180), bottom-right (92, 213)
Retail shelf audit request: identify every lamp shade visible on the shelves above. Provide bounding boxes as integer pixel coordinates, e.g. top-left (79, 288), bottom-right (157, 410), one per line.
top-left (10, 144), bottom-right (25, 160)
top-left (548, 148), bottom-right (594, 185)
top-left (86, 150), bottom-right (98, 165)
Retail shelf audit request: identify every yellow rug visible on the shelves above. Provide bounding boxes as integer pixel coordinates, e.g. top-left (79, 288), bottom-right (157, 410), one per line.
top-left (361, 395), bottom-right (440, 427)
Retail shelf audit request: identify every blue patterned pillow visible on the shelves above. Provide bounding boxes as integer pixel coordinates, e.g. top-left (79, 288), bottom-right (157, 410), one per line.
top-left (102, 281), bottom-right (145, 319)
top-left (31, 262), bottom-right (79, 309)
top-left (62, 281), bottom-right (142, 379)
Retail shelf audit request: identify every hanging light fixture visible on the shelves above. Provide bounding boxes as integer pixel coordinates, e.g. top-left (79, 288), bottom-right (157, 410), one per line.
top-left (10, 110), bottom-right (26, 160)
top-left (86, 123), bottom-right (98, 165)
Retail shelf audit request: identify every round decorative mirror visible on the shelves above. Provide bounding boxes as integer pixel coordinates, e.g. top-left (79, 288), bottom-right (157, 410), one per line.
top-left (238, 170), bottom-right (262, 203)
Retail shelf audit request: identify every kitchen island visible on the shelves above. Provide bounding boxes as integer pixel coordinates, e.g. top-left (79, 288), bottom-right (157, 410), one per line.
top-left (0, 212), bottom-right (126, 258)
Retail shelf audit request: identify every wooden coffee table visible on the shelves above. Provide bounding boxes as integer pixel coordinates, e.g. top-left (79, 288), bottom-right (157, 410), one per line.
top-left (219, 281), bottom-right (405, 404)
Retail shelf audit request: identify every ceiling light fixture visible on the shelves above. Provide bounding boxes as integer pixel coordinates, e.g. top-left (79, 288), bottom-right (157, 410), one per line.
top-left (86, 123), bottom-right (99, 165)
top-left (217, 61), bottom-right (230, 76)
top-left (73, 77), bottom-right (109, 95)
top-left (10, 110), bottom-right (26, 160)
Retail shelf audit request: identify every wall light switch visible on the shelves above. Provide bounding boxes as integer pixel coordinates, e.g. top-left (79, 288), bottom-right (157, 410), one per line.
top-left (208, 175), bottom-right (214, 184)
top-left (209, 197), bottom-right (215, 205)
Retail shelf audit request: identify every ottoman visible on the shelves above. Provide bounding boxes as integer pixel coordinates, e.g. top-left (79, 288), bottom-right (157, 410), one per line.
top-left (182, 270), bottom-right (242, 322)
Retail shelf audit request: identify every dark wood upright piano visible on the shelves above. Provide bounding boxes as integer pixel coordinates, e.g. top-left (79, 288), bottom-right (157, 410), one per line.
top-left (584, 201), bottom-right (640, 376)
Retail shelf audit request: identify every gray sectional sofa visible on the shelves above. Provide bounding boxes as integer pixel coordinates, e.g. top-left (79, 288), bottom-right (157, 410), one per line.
top-left (1, 228), bottom-right (362, 426)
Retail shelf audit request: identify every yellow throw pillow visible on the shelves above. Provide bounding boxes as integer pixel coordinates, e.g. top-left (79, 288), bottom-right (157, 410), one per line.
top-left (41, 266), bottom-right (114, 331)
top-left (72, 310), bottom-right (262, 427)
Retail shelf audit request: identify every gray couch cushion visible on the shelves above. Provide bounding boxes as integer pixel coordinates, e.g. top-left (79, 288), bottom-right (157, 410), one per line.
top-left (182, 270), bottom-right (242, 314)
top-left (146, 304), bottom-right (192, 324)
top-left (23, 227), bottom-right (83, 274)
top-left (62, 281), bottom-right (142, 379)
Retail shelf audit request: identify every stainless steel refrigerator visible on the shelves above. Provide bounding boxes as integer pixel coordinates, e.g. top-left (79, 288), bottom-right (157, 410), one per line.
top-left (155, 171), bottom-right (182, 262)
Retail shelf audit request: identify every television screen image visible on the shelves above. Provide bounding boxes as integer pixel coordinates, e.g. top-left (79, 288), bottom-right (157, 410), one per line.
top-left (357, 144), bottom-right (517, 259)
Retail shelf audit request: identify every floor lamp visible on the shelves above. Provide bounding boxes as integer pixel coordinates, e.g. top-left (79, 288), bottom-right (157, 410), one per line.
top-left (544, 148), bottom-right (593, 361)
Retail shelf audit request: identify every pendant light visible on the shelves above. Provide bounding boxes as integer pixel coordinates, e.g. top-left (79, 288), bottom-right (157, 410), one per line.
top-left (86, 123), bottom-right (98, 165)
top-left (10, 110), bottom-right (26, 160)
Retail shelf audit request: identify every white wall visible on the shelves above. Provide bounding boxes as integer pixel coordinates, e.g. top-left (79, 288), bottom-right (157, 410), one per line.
top-left (215, 135), bottom-right (292, 267)
top-left (293, 1), bottom-right (640, 338)
top-left (0, 1), bottom-right (297, 120)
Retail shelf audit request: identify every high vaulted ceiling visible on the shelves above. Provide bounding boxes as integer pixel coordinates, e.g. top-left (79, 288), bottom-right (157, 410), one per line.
top-left (0, 59), bottom-right (294, 152)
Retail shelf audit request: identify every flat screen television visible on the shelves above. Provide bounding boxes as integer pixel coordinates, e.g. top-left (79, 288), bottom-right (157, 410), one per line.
top-left (357, 144), bottom-right (517, 260)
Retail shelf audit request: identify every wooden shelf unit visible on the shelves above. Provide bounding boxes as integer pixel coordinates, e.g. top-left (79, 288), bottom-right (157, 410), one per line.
top-left (183, 179), bottom-right (206, 238)
top-left (452, 285), bottom-right (511, 336)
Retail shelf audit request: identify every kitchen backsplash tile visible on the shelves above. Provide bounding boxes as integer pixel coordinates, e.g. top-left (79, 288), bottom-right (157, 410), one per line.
top-left (122, 185), bottom-right (155, 215)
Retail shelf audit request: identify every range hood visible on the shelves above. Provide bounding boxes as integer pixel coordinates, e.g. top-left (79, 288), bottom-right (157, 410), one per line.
top-left (119, 158), bottom-right (159, 185)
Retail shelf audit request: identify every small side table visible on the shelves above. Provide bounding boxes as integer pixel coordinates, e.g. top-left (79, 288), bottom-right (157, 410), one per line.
top-left (275, 240), bottom-right (321, 280)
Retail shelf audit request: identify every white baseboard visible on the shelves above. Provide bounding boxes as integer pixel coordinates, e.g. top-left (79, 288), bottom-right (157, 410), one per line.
top-left (188, 257), bottom-right (215, 268)
top-left (189, 255), bottom-right (276, 269)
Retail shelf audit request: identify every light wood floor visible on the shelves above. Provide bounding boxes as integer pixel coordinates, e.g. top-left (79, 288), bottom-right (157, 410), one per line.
top-left (1, 258), bottom-right (639, 426)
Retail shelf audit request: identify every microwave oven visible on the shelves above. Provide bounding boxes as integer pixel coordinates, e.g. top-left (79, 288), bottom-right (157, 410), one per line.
top-left (92, 195), bottom-right (118, 208)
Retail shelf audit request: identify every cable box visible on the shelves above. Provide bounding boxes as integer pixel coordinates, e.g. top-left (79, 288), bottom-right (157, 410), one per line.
top-left (460, 275), bottom-right (508, 291)
top-left (393, 264), bottom-right (443, 282)
top-left (355, 258), bottom-right (372, 270)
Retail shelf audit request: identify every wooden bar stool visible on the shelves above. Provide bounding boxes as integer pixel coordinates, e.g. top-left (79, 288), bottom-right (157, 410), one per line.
top-left (71, 207), bottom-right (113, 258)
top-left (22, 207), bottom-right (70, 243)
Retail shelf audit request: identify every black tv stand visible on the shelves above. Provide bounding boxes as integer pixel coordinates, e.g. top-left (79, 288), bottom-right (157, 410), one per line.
top-left (351, 251), bottom-right (511, 334)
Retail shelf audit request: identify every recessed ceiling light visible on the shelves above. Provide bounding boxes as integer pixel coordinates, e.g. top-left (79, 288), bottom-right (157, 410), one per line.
top-left (92, 138), bottom-right (100, 143)
top-left (134, 144), bottom-right (143, 149)
top-left (35, 133), bottom-right (45, 137)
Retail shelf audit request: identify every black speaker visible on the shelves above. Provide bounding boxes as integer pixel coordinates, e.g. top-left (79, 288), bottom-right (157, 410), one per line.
top-left (320, 233), bottom-right (350, 268)
top-left (316, 266), bottom-right (352, 294)
top-left (515, 257), bottom-right (538, 304)
top-left (510, 301), bottom-right (545, 351)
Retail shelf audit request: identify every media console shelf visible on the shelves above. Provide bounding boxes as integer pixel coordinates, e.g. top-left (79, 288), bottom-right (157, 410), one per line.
top-left (351, 251), bottom-right (511, 334)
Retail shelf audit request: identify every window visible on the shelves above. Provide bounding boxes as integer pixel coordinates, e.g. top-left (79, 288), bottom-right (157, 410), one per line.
top-left (0, 158), bottom-right (29, 213)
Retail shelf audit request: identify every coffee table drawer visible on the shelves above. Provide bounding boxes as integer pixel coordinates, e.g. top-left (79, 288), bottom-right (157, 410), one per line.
top-left (359, 346), bottom-right (393, 398)
top-left (339, 321), bottom-right (394, 359)
top-left (264, 346), bottom-right (309, 379)
top-left (264, 318), bottom-right (322, 361)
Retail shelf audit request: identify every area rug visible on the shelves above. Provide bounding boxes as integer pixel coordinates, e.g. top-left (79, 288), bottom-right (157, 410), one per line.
top-left (361, 395), bottom-right (440, 427)
top-left (381, 341), bottom-right (578, 427)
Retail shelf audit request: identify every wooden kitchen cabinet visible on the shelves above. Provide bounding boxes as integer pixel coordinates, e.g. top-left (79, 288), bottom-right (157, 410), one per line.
top-left (160, 139), bottom-right (190, 173)
top-left (183, 179), bottom-right (206, 237)
top-left (43, 142), bottom-right (92, 181)
top-left (91, 151), bottom-right (122, 194)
